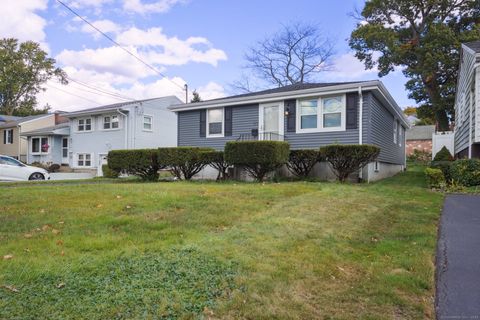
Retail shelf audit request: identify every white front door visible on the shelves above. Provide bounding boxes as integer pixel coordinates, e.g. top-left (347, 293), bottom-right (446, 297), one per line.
top-left (259, 102), bottom-right (284, 140)
top-left (97, 154), bottom-right (108, 177)
top-left (61, 137), bottom-right (69, 165)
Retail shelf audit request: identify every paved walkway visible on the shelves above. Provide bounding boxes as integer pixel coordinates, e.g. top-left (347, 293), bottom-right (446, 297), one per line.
top-left (49, 172), bottom-right (95, 180)
top-left (436, 194), bottom-right (480, 319)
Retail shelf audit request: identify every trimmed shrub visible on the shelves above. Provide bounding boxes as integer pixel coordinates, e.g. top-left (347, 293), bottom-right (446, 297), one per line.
top-left (425, 167), bottom-right (445, 189)
top-left (47, 164), bottom-right (61, 173)
top-left (224, 141), bottom-right (290, 182)
top-left (158, 147), bottom-right (214, 180)
top-left (320, 144), bottom-right (380, 182)
top-left (407, 149), bottom-right (431, 164)
top-left (204, 151), bottom-right (230, 180)
top-left (102, 164), bottom-right (119, 178)
top-left (286, 149), bottom-right (320, 178)
top-left (430, 161), bottom-right (452, 183)
top-left (108, 149), bottom-right (161, 181)
top-left (450, 159), bottom-right (480, 187)
top-left (433, 146), bottom-right (454, 162)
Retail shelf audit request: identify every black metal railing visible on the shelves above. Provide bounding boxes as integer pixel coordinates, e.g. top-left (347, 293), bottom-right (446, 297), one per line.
top-left (236, 131), bottom-right (284, 141)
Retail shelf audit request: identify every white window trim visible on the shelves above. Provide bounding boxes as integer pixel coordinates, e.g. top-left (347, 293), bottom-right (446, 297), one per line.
top-left (76, 153), bottom-right (94, 168)
top-left (399, 125), bottom-right (403, 147)
top-left (31, 136), bottom-right (50, 155)
top-left (102, 114), bottom-right (121, 131)
top-left (295, 94), bottom-right (346, 133)
top-left (5, 129), bottom-right (13, 144)
top-left (143, 114), bottom-right (153, 132)
top-left (76, 117), bottom-right (93, 133)
top-left (206, 107), bottom-right (224, 138)
top-left (393, 120), bottom-right (398, 144)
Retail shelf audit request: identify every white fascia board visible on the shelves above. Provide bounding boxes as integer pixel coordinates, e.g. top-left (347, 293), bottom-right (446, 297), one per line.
top-left (168, 81), bottom-right (381, 111)
top-left (65, 107), bottom-right (130, 118)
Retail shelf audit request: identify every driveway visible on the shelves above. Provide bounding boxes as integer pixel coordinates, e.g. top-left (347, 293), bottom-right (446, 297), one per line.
top-left (436, 194), bottom-right (480, 319)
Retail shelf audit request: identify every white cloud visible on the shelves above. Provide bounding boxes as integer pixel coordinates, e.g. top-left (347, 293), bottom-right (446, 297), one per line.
top-left (123, 0), bottom-right (186, 14)
top-left (80, 19), bottom-right (122, 39)
top-left (195, 82), bottom-right (226, 101)
top-left (116, 27), bottom-right (227, 66)
top-left (0, 0), bottom-right (49, 49)
top-left (56, 46), bottom-right (161, 80)
top-left (63, 0), bottom-right (114, 10)
top-left (321, 53), bottom-right (378, 80)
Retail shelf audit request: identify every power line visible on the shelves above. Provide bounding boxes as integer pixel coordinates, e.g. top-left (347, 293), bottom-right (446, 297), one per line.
top-left (55, 0), bottom-right (186, 92)
top-left (66, 77), bottom-right (134, 101)
top-left (46, 83), bottom-right (100, 105)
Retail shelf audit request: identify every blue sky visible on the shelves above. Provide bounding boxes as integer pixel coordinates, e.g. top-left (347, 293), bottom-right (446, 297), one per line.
top-left (1, 0), bottom-right (416, 111)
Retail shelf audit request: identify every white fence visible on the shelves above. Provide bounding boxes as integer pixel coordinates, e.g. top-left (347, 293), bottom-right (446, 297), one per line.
top-left (432, 131), bottom-right (455, 159)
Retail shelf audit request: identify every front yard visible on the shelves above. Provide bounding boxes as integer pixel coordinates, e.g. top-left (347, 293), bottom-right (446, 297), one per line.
top-left (0, 166), bottom-right (443, 319)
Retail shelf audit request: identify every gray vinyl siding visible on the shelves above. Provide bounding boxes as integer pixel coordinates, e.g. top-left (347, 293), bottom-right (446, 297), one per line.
top-left (177, 104), bottom-right (259, 150)
top-left (284, 94), bottom-right (364, 149)
top-left (366, 93), bottom-right (405, 164)
top-left (177, 93), bottom-right (405, 164)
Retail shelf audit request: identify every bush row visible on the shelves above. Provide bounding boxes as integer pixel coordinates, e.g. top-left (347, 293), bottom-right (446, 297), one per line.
top-left (108, 142), bottom-right (381, 182)
top-left (425, 158), bottom-right (480, 188)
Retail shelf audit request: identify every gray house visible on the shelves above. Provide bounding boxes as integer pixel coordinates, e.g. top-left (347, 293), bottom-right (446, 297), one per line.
top-left (170, 81), bottom-right (409, 181)
top-left (454, 41), bottom-right (480, 158)
top-left (64, 96), bottom-right (182, 175)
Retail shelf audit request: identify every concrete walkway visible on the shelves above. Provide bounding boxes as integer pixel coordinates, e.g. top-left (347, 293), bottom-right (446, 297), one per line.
top-left (436, 194), bottom-right (480, 319)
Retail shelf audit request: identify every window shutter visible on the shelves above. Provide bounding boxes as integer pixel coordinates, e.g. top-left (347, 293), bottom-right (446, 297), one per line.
top-left (224, 107), bottom-right (233, 136)
top-left (3, 130), bottom-right (6, 144)
top-left (346, 93), bottom-right (358, 130)
top-left (285, 99), bottom-right (296, 132)
top-left (9, 130), bottom-right (13, 144)
top-left (199, 109), bottom-right (206, 137)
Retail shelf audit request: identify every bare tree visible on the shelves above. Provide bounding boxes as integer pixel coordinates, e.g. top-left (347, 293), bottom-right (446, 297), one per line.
top-left (244, 23), bottom-right (335, 87)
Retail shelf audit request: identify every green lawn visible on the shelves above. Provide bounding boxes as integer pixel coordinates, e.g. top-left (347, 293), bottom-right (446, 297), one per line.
top-left (0, 166), bottom-right (443, 319)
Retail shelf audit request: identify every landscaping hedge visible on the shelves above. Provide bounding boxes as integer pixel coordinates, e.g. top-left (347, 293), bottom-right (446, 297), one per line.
top-left (450, 159), bottom-right (480, 187)
top-left (224, 141), bottom-right (290, 181)
top-left (430, 161), bottom-right (452, 183)
top-left (320, 144), bottom-right (380, 182)
top-left (204, 151), bottom-right (230, 180)
top-left (158, 147), bottom-right (214, 180)
top-left (433, 146), bottom-right (454, 162)
top-left (286, 149), bottom-right (320, 178)
top-left (425, 167), bottom-right (445, 189)
top-left (102, 164), bottom-right (119, 178)
top-left (108, 149), bottom-right (161, 181)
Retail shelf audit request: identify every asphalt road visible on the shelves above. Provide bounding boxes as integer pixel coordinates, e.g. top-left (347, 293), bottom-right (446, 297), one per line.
top-left (436, 194), bottom-right (480, 319)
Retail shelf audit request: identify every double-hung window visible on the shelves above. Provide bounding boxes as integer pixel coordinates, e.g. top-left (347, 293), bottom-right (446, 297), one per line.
top-left (77, 154), bottom-right (91, 167)
top-left (31, 137), bottom-right (48, 154)
top-left (299, 100), bottom-right (318, 129)
top-left (322, 96), bottom-right (343, 128)
top-left (297, 95), bottom-right (345, 132)
top-left (78, 118), bottom-right (92, 132)
top-left (103, 115), bottom-right (119, 130)
top-left (143, 116), bottom-right (153, 131)
top-left (3, 129), bottom-right (13, 144)
top-left (207, 108), bottom-right (224, 137)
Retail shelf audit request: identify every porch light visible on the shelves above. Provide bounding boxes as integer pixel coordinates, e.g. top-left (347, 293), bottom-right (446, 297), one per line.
top-left (284, 107), bottom-right (290, 116)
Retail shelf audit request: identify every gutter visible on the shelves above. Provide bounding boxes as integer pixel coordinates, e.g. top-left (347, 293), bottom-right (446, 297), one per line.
top-left (116, 109), bottom-right (128, 149)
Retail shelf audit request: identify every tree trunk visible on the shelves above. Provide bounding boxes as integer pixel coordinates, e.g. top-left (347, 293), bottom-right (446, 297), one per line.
top-left (423, 78), bottom-right (450, 131)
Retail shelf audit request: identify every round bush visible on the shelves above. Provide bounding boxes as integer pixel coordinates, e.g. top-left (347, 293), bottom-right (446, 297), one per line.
top-left (433, 146), bottom-right (454, 162)
top-left (450, 159), bottom-right (480, 187)
top-left (225, 141), bottom-right (290, 181)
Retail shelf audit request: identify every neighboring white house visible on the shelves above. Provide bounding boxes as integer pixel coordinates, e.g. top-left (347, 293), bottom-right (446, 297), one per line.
top-left (454, 40), bottom-right (480, 159)
top-left (64, 96), bottom-right (181, 175)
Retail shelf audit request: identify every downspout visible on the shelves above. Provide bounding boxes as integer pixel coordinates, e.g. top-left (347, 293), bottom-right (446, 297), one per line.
top-left (358, 86), bottom-right (364, 181)
top-left (133, 105), bottom-right (137, 149)
top-left (17, 125), bottom-right (21, 160)
top-left (117, 109), bottom-right (128, 149)
top-left (468, 84), bottom-right (473, 159)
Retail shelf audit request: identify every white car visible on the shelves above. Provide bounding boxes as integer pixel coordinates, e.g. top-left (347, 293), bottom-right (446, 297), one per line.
top-left (0, 155), bottom-right (50, 181)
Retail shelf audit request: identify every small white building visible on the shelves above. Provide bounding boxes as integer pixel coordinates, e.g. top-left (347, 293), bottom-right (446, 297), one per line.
top-left (64, 96), bottom-right (181, 175)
